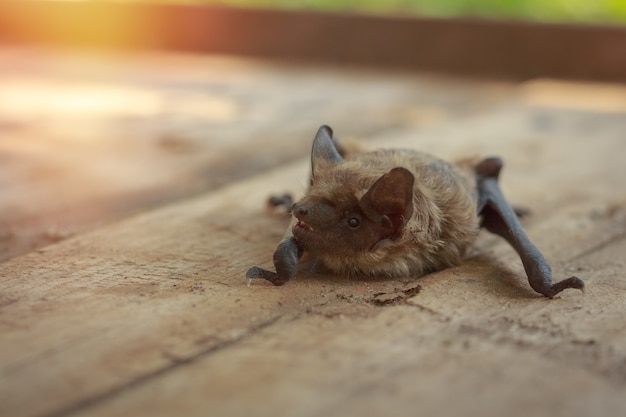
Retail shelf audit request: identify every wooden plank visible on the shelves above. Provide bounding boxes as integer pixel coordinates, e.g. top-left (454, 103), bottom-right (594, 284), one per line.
top-left (1, 2), bottom-right (626, 81)
top-left (1, 80), bottom-right (625, 417)
top-left (71, 237), bottom-right (626, 417)
top-left (0, 48), bottom-right (511, 261)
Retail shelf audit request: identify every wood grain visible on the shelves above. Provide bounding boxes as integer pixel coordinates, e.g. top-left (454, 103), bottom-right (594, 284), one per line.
top-left (1, 52), bottom-right (625, 417)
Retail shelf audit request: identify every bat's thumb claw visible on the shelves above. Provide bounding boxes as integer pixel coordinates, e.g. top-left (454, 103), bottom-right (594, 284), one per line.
top-left (246, 265), bottom-right (288, 287)
top-left (246, 266), bottom-right (263, 286)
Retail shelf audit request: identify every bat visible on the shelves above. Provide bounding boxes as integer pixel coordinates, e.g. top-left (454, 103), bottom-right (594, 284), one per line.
top-left (246, 125), bottom-right (584, 298)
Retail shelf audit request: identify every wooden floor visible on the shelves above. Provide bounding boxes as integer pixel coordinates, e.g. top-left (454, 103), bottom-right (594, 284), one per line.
top-left (1, 47), bottom-right (626, 417)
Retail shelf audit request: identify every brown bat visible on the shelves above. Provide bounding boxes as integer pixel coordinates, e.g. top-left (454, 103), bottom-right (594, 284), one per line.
top-left (246, 125), bottom-right (584, 298)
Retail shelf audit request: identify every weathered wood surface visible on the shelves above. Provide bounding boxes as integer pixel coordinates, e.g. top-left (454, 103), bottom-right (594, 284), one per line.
top-left (0, 47), bottom-right (510, 261)
top-left (1, 49), bottom-right (626, 417)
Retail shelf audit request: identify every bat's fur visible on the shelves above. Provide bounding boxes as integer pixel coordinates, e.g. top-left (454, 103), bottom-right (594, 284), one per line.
top-left (296, 148), bottom-right (480, 277)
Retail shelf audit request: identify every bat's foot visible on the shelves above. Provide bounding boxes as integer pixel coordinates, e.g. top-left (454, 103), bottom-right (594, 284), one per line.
top-left (542, 276), bottom-right (585, 298)
top-left (513, 206), bottom-right (531, 218)
top-left (267, 193), bottom-right (294, 213)
top-left (246, 266), bottom-right (289, 286)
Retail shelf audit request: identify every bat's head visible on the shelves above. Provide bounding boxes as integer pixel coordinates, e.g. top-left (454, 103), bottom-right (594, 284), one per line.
top-left (292, 126), bottom-right (415, 261)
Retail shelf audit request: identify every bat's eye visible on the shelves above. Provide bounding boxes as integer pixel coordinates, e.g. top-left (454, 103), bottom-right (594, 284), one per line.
top-left (348, 217), bottom-right (360, 228)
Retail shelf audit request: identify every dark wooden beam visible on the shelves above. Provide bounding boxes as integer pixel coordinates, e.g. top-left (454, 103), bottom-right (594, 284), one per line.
top-left (1, 1), bottom-right (625, 81)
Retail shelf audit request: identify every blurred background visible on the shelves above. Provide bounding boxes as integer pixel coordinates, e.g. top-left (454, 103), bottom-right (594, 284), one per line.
top-left (75, 0), bottom-right (626, 25)
top-left (0, 0), bottom-right (625, 261)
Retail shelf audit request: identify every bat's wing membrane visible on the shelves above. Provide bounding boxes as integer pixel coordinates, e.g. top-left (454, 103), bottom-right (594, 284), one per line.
top-left (475, 158), bottom-right (584, 297)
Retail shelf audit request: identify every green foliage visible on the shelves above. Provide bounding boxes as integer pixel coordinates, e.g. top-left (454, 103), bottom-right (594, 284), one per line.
top-left (135, 0), bottom-right (626, 25)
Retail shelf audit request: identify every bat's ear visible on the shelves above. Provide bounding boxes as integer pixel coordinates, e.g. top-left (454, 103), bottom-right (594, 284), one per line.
top-left (311, 125), bottom-right (344, 178)
top-left (360, 167), bottom-right (415, 238)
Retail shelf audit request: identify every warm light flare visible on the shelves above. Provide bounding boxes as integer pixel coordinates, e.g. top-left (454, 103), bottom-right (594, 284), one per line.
top-left (1, 0), bottom-right (155, 50)
top-left (0, 78), bottom-right (238, 121)
top-left (0, 80), bottom-right (161, 117)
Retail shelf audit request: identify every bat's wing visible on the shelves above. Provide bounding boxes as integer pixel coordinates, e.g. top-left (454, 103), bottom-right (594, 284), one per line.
top-left (475, 157), bottom-right (584, 297)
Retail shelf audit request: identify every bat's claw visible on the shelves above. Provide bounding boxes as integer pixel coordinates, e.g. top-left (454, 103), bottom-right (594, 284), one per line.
top-left (246, 266), bottom-right (288, 286)
top-left (544, 276), bottom-right (585, 298)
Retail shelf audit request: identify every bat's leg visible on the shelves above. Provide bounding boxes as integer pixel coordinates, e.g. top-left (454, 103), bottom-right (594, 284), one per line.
top-left (246, 236), bottom-right (303, 286)
top-left (475, 158), bottom-right (584, 298)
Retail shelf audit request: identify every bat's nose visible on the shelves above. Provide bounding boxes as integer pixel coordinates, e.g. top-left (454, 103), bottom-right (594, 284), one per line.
top-left (293, 203), bottom-right (308, 218)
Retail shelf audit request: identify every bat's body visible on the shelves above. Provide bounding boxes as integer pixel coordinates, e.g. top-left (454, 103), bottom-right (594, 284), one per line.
top-left (247, 126), bottom-right (584, 298)
top-left (291, 148), bottom-right (480, 277)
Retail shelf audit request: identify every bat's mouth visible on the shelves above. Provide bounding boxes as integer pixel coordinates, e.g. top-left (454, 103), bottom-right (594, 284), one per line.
top-left (294, 220), bottom-right (314, 232)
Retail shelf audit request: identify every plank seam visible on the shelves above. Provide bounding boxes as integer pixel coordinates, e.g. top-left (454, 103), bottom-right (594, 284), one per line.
top-left (567, 229), bottom-right (626, 263)
top-left (38, 314), bottom-right (284, 417)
